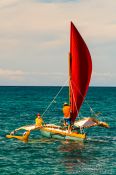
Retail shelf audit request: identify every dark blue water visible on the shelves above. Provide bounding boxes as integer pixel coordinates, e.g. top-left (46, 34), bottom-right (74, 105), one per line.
top-left (0, 86), bottom-right (115, 175)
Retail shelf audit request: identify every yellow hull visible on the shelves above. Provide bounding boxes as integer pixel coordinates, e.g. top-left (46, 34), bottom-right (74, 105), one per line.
top-left (40, 126), bottom-right (86, 141)
top-left (6, 130), bottom-right (30, 143)
top-left (6, 124), bottom-right (86, 142)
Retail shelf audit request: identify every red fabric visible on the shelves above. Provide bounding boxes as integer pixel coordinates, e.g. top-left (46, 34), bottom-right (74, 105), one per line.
top-left (70, 22), bottom-right (92, 122)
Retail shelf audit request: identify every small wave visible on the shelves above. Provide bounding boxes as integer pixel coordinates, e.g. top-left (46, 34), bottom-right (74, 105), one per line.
top-left (86, 136), bottom-right (111, 143)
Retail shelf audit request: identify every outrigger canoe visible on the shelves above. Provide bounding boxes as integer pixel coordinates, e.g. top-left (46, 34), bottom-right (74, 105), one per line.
top-left (6, 22), bottom-right (109, 142)
top-left (6, 117), bottom-right (109, 142)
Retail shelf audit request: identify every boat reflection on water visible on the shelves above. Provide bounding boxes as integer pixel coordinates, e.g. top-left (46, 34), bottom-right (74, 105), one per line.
top-left (58, 141), bottom-right (86, 172)
top-left (57, 140), bottom-right (106, 174)
top-left (59, 141), bottom-right (84, 152)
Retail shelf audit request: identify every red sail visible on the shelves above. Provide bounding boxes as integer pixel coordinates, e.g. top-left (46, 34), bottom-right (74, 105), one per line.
top-left (70, 22), bottom-right (92, 122)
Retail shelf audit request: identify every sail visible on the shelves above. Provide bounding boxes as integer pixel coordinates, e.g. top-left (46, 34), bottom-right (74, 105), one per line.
top-left (69, 22), bottom-right (92, 122)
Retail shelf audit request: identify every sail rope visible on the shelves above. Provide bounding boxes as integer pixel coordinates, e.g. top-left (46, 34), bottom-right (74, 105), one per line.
top-left (71, 80), bottom-right (98, 117)
top-left (70, 81), bottom-right (81, 120)
top-left (41, 78), bottom-right (100, 122)
top-left (70, 81), bottom-right (85, 133)
top-left (41, 79), bottom-right (68, 118)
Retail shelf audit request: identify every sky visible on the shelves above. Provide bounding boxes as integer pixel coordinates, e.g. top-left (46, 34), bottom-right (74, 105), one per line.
top-left (0, 0), bottom-right (116, 86)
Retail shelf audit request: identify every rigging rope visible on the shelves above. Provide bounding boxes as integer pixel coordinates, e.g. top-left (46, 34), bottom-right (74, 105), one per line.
top-left (71, 80), bottom-right (98, 117)
top-left (41, 79), bottom-right (68, 118)
top-left (70, 81), bottom-right (86, 133)
top-left (70, 81), bottom-right (80, 120)
top-left (41, 78), bottom-right (101, 121)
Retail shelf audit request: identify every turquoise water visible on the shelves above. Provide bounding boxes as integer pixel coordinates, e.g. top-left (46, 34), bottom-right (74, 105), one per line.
top-left (0, 86), bottom-right (115, 175)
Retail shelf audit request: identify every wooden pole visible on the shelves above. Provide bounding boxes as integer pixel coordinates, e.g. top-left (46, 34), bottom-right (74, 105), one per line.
top-left (68, 52), bottom-right (71, 105)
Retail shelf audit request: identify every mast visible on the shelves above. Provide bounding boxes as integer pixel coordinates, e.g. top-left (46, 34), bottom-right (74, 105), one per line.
top-left (68, 52), bottom-right (71, 105)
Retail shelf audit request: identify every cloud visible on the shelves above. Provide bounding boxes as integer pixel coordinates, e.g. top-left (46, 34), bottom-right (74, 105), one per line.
top-left (93, 71), bottom-right (116, 78)
top-left (0, 0), bottom-right (116, 86)
top-left (0, 68), bottom-right (67, 85)
top-left (0, 0), bottom-right (20, 9)
top-left (0, 0), bottom-right (116, 42)
top-left (0, 68), bottom-right (25, 80)
top-left (91, 71), bottom-right (116, 86)
top-left (34, 0), bottom-right (79, 3)
top-left (0, 1), bottom-right (115, 39)
top-left (0, 69), bottom-right (59, 77)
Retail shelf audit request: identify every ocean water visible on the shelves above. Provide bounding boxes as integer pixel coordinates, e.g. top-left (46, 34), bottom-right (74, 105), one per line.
top-left (0, 86), bottom-right (115, 175)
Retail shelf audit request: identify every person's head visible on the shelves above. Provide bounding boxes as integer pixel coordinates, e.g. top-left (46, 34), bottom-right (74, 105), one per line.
top-left (37, 113), bottom-right (41, 118)
top-left (63, 102), bottom-right (68, 106)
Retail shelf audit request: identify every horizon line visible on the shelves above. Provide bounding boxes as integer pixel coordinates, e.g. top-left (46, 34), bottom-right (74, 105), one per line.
top-left (0, 85), bottom-right (116, 88)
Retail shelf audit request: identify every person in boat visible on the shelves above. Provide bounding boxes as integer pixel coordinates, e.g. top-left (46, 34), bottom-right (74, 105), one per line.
top-left (35, 113), bottom-right (44, 128)
top-left (62, 102), bottom-right (72, 133)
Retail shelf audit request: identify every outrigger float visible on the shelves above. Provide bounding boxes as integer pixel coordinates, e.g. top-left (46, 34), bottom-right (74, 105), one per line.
top-left (6, 22), bottom-right (109, 143)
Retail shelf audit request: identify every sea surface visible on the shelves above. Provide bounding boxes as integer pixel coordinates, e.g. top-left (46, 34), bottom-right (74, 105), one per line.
top-left (0, 86), bottom-right (115, 175)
